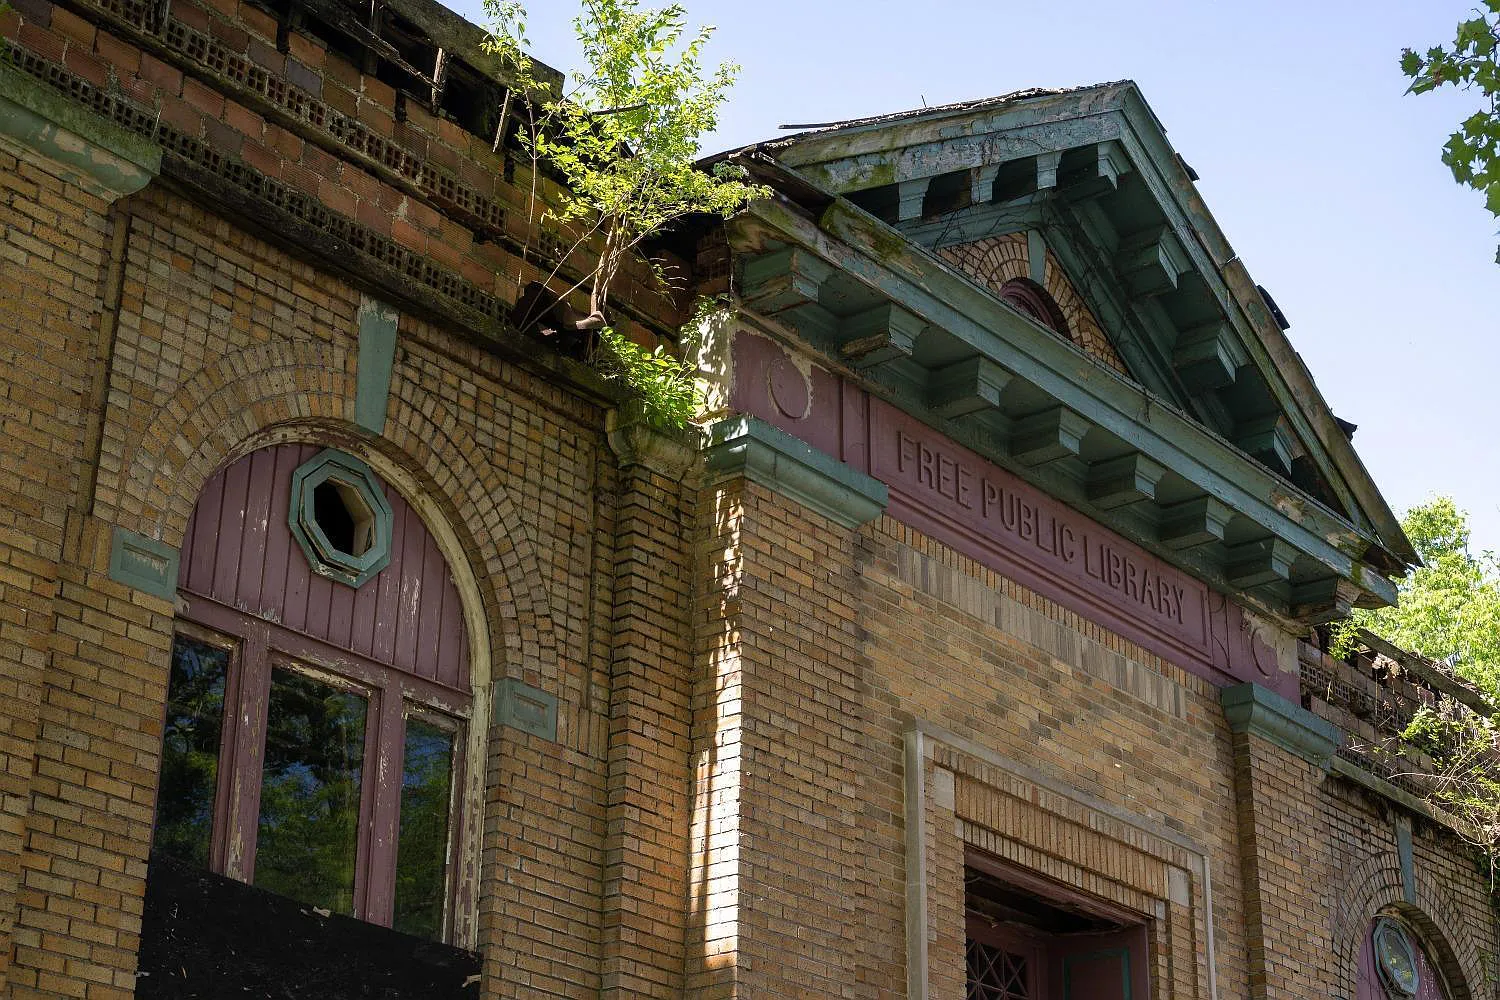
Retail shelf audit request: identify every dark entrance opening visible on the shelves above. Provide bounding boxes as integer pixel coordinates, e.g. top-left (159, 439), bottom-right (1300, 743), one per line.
top-left (965, 850), bottom-right (1151, 1000)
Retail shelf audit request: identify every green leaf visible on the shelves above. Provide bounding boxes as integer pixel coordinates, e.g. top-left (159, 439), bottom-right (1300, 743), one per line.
top-left (1459, 17), bottom-right (1492, 50)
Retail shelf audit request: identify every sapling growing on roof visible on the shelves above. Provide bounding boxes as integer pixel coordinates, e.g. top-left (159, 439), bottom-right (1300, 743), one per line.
top-left (482, 0), bottom-right (767, 427)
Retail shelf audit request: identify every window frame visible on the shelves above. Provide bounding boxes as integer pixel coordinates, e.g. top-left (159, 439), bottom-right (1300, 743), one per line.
top-left (163, 590), bottom-right (472, 941)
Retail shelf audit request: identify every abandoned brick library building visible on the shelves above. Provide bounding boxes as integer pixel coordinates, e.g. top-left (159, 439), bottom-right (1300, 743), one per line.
top-left (0, 0), bottom-right (1495, 991)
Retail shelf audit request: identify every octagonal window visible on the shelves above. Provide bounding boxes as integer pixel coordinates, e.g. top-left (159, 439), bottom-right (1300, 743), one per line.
top-left (313, 478), bottom-right (376, 557)
top-left (289, 450), bottom-right (393, 588)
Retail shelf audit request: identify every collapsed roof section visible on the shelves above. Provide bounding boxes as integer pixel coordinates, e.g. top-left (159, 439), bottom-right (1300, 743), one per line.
top-left (718, 81), bottom-right (1415, 623)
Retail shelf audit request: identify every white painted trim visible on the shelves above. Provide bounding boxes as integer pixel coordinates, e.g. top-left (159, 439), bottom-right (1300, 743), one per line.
top-left (904, 728), bottom-right (929, 1000)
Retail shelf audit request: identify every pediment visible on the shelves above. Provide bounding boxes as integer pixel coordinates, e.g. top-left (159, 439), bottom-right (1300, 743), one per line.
top-left (767, 85), bottom-right (1299, 461)
top-left (720, 82), bottom-right (1416, 621)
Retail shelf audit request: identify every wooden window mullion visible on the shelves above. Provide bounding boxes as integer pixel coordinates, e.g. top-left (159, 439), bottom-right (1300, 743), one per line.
top-left (224, 619), bottom-right (273, 884)
top-left (360, 687), bottom-right (404, 925)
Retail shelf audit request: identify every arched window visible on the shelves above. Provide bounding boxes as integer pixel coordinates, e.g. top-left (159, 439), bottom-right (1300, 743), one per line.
top-left (156, 443), bottom-right (472, 942)
top-left (998, 278), bottom-right (1070, 339)
top-left (1358, 915), bottom-right (1451, 1000)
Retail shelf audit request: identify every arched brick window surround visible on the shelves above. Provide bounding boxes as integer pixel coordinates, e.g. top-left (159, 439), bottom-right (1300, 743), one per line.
top-left (160, 441), bottom-right (484, 945)
top-left (1333, 852), bottom-right (1480, 1000)
top-left (998, 277), bottom-right (1071, 340)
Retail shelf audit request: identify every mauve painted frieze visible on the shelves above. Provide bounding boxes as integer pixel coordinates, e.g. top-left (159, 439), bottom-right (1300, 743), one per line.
top-left (731, 331), bottom-right (1288, 695)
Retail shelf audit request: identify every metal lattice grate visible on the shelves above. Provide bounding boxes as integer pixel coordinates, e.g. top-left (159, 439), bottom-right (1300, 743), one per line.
top-left (966, 939), bottom-right (1030, 1000)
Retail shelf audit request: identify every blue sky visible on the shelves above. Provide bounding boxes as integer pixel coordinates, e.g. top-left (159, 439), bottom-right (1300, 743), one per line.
top-left (460, 0), bottom-right (1500, 558)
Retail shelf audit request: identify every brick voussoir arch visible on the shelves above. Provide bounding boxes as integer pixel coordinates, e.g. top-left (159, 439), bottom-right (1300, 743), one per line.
top-left (116, 340), bottom-right (562, 689)
top-left (1332, 849), bottom-right (1483, 1000)
top-left (378, 388), bottom-right (567, 679)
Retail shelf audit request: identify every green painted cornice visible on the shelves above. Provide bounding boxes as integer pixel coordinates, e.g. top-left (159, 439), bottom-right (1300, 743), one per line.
top-left (703, 416), bottom-right (888, 529)
top-left (1221, 682), bottom-right (1341, 770)
top-left (732, 192), bottom-right (1395, 615)
top-left (758, 82), bottom-right (1414, 574)
top-left (769, 83), bottom-right (1137, 180)
top-left (0, 61), bottom-right (159, 200)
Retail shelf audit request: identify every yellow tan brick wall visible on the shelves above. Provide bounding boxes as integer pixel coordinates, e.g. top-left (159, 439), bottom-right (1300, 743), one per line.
top-left (0, 140), bottom-right (128, 997)
top-left (699, 455), bottom-right (1499, 1000)
top-left (0, 157), bottom-right (702, 996)
top-left (1231, 730), bottom-right (1334, 1000)
top-left (689, 474), bottom-right (1251, 999)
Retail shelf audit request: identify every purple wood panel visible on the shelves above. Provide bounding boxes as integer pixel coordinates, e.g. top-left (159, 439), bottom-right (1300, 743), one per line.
top-left (177, 444), bottom-right (471, 693)
top-left (393, 503), bottom-right (425, 676)
top-left (234, 449), bottom-right (275, 608)
top-left (211, 456), bottom-right (249, 599)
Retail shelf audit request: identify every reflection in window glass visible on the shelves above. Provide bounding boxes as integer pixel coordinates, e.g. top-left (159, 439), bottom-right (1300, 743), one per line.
top-left (155, 636), bottom-right (229, 867)
top-left (255, 668), bottom-right (367, 916)
top-left (392, 718), bottom-right (455, 939)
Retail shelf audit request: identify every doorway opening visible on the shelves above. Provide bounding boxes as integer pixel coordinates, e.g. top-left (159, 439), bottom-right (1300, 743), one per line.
top-left (965, 850), bottom-right (1151, 1000)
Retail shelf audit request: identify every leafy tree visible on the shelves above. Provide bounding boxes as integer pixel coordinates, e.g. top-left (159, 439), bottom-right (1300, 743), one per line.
top-left (1335, 497), bottom-right (1500, 700)
top-left (1333, 499), bottom-right (1500, 880)
top-left (1402, 7), bottom-right (1500, 260)
top-left (483, 0), bottom-right (767, 426)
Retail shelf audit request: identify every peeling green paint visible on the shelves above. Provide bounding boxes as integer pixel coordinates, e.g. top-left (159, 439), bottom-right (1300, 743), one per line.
top-left (0, 62), bottom-right (159, 199)
top-left (355, 296), bottom-right (400, 435)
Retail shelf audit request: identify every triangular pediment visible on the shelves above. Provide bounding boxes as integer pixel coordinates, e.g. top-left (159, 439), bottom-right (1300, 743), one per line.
top-left (765, 85), bottom-right (1305, 458)
top-left (720, 81), bottom-right (1416, 620)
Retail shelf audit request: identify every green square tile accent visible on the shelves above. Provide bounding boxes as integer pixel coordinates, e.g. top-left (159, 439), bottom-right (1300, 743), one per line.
top-left (494, 678), bottom-right (557, 742)
top-left (107, 528), bottom-right (179, 601)
top-left (355, 296), bottom-right (399, 435)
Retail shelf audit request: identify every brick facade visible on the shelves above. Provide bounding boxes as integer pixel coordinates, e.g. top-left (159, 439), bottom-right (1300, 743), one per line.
top-left (1, 0), bottom-right (1496, 997)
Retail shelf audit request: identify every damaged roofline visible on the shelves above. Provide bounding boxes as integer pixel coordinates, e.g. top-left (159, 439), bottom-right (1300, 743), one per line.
top-left (723, 81), bottom-right (1416, 574)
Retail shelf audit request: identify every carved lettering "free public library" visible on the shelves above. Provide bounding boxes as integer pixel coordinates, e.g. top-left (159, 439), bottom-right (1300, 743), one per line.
top-left (895, 431), bottom-right (1187, 624)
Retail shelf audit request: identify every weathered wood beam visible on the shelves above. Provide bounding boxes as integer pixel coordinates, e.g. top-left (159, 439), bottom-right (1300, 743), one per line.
top-left (928, 356), bottom-right (1012, 418)
top-left (1355, 629), bottom-right (1495, 717)
top-left (1235, 414), bottom-right (1295, 476)
top-left (1226, 537), bottom-right (1297, 589)
top-left (430, 47), bottom-right (449, 108)
top-left (1086, 453), bottom-right (1166, 510)
top-left (740, 248), bottom-right (833, 315)
top-left (1172, 322), bottom-right (1239, 393)
top-left (1060, 140), bottom-right (1131, 200)
top-left (1159, 496), bottom-right (1234, 550)
top-left (970, 165), bottom-right (1000, 206)
top-left (1116, 226), bottom-right (1189, 298)
top-left (1036, 151), bottom-right (1061, 191)
top-left (898, 178), bottom-right (931, 222)
top-left (1011, 406), bottom-right (1090, 467)
top-left (1290, 577), bottom-right (1361, 624)
top-left (840, 303), bottom-right (924, 370)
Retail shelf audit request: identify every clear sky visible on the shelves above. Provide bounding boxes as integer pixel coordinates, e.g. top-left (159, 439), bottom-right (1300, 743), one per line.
top-left (456, 0), bottom-right (1500, 558)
